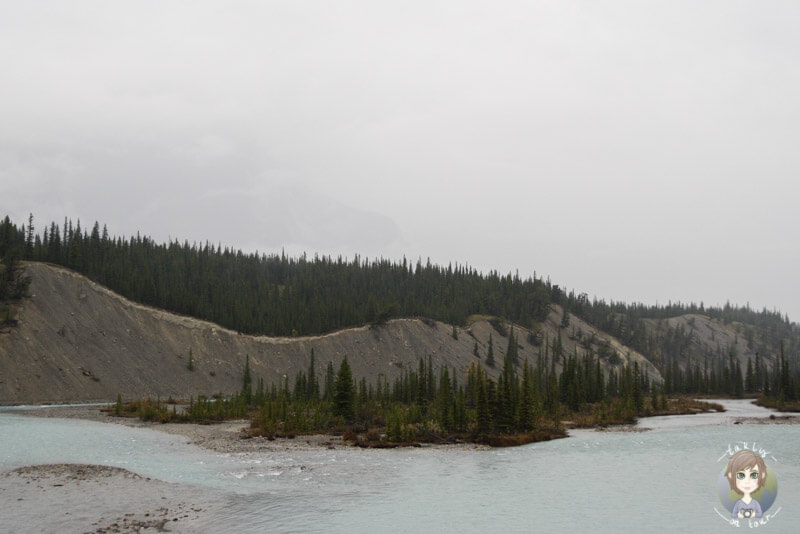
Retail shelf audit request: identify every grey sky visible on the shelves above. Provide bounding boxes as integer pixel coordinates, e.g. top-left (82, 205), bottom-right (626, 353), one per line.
top-left (2, 1), bottom-right (799, 321)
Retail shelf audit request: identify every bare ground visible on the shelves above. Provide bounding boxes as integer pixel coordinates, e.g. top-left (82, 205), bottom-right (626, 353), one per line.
top-left (0, 463), bottom-right (217, 534)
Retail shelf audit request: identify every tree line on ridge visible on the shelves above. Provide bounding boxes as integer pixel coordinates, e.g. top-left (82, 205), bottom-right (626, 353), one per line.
top-left (1, 213), bottom-right (798, 404)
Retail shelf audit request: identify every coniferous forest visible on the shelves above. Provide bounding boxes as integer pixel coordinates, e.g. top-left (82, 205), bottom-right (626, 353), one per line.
top-left (118, 348), bottom-right (708, 447)
top-left (2, 213), bottom-right (800, 423)
top-left (0, 214), bottom-right (553, 335)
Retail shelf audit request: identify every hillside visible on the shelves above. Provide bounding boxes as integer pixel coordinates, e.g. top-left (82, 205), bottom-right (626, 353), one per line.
top-left (1, 263), bottom-right (663, 404)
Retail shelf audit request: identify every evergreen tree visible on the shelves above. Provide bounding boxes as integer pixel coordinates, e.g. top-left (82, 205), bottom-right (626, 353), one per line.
top-left (25, 213), bottom-right (34, 259)
top-left (323, 361), bottom-right (335, 401)
top-left (255, 377), bottom-right (265, 405)
top-left (734, 360), bottom-right (744, 397)
top-left (632, 362), bottom-right (643, 414)
top-left (0, 251), bottom-right (31, 302)
top-left (486, 333), bottom-right (495, 368)
top-left (496, 358), bottom-right (517, 432)
top-left (437, 366), bottom-right (453, 430)
top-left (519, 360), bottom-right (535, 431)
top-left (334, 357), bottom-right (356, 422)
top-left (754, 353), bottom-right (763, 393)
top-left (306, 348), bottom-right (319, 401)
top-left (242, 354), bottom-right (252, 402)
top-left (745, 357), bottom-right (755, 393)
top-left (505, 328), bottom-right (519, 366)
top-left (476, 367), bottom-right (491, 436)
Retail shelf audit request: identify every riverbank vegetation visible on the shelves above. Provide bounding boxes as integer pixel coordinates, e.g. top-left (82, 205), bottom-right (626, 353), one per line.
top-left (111, 349), bottom-right (724, 447)
top-left (752, 346), bottom-right (800, 411)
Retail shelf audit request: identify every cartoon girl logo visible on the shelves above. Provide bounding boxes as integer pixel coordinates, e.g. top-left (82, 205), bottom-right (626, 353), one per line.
top-left (716, 448), bottom-right (779, 526)
top-left (726, 451), bottom-right (767, 518)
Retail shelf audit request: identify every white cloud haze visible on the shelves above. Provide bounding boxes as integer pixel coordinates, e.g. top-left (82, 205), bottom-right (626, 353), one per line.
top-left (2, 1), bottom-right (799, 320)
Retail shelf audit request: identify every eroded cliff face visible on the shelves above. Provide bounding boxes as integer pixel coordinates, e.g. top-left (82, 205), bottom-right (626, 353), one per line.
top-left (0, 263), bottom-right (661, 404)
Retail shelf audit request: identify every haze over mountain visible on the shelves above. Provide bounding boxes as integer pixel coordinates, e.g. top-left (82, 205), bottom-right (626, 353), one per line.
top-left (3, 2), bottom-right (799, 321)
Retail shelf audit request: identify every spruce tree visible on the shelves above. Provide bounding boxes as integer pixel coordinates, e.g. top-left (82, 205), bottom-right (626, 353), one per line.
top-left (242, 355), bottom-right (252, 403)
top-left (505, 328), bottom-right (518, 367)
top-left (307, 348), bottom-right (319, 401)
top-left (486, 333), bottom-right (495, 368)
top-left (323, 361), bottom-right (335, 401)
top-left (334, 357), bottom-right (356, 422)
top-left (476, 369), bottom-right (491, 437)
top-left (519, 360), bottom-right (534, 431)
top-left (25, 213), bottom-right (34, 259)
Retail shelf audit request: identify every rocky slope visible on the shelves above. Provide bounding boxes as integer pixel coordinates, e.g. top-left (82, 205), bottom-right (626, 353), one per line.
top-left (2, 263), bottom-right (665, 404)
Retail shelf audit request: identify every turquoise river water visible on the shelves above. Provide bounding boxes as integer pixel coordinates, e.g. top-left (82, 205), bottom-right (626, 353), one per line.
top-left (1, 399), bottom-right (798, 533)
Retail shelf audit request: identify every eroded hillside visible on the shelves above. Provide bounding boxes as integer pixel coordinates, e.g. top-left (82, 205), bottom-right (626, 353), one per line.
top-left (0, 263), bottom-right (666, 404)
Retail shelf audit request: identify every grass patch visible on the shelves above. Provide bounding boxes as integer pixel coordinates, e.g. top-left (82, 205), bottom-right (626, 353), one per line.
top-left (753, 395), bottom-right (800, 412)
top-left (645, 397), bottom-right (725, 416)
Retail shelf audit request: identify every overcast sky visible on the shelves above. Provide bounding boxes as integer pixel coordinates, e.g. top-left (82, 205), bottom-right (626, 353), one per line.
top-left (2, 1), bottom-right (799, 322)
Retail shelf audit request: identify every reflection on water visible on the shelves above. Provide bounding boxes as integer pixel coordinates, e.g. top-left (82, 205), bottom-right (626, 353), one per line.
top-left (2, 399), bottom-right (798, 533)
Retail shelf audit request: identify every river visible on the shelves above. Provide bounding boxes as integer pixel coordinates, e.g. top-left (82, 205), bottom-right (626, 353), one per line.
top-left (1, 399), bottom-right (797, 533)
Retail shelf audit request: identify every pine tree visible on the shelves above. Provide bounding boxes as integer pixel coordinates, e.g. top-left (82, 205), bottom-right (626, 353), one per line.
top-left (306, 348), bottom-right (319, 401)
top-left (437, 366), bottom-right (453, 430)
top-left (323, 361), bottom-right (335, 401)
top-left (334, 357), bottom-right (356, 422)
top-left (632, 362), bottom-right (643, 414)
top-left (496, 358), bottom-right (517, 433)
top-left (519, 360), bottom-right (534, 431)
top-left (476, 368), bottom-right (491, 437)
top-left (242, 354), bottom-right (252, 402)
top-left (25, 213), bottom-right (34, 259)
top-left (0, 252), bottom-right (31, 301)
top-left (734, 360), bottom-right (744, 397)
top-left (505, 328), bottom-right (518, 367)
top-left (486, 333), bottom-right (495, 368)
top-left (754, 353), bottom-right (763, 393)
top-left (255, 377), bottom-right (265, 405)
